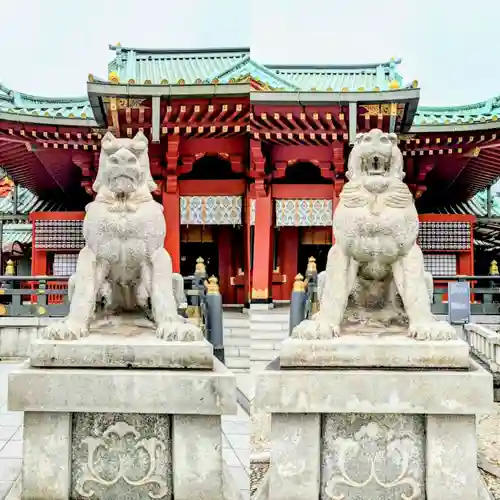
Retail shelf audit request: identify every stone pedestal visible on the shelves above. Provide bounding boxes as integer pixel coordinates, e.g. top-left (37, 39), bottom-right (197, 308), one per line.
top-left (8, 333), bottom-right (238, 500)
top-left (255, 337), bottom-right (494, 500)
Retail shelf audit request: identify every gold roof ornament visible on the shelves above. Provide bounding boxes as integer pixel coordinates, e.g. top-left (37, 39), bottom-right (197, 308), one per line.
top-left (293, 274), bottom-right (305, 292)
top-left (4, 259), bottom-right (15, 276)
top-left (195, 257), bottom-right (206, 274)
top-left (389, 79), bottom-right (400, 90)
top-left (206, 276), bottom-right (220, 294)
top-left (108, 71), bottom-right (120, 84)
top-left (490, 260), bottom-right (499, 276)
top-left (307, 256), bottom-right (317, 273)
top-left (412, 79), bottom-right (419, 88)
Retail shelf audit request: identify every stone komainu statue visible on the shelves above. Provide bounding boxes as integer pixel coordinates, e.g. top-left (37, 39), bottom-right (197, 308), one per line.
top-left (294, 128), bottom-right (456, 341)
top-left (44, 131), bottom-right (202, 341)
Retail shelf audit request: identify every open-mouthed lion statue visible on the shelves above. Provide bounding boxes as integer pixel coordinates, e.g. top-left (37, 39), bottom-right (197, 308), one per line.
top-left (42, 131), bottom-right (202, 341)
top-left (293, 128), bottom-right (456, 341)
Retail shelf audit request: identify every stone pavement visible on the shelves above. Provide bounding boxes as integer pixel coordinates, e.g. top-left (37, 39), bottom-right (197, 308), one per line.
top-left (0, 361), bottom-right (250, 500)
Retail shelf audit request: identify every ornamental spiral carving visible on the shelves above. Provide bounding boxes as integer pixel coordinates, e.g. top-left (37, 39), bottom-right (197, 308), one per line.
top-left (322, 414), bottom-right (425, 500)
top-left (75, 421), bottom-right (169, 499)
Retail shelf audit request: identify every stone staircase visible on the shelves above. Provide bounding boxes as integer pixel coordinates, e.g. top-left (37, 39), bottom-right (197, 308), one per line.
top-left (250, 307), bottom-right (289, 372)
top-left (223, 310), bottom-right (250, 372)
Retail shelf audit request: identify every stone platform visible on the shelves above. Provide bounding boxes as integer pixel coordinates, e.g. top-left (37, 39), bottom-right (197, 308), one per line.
top-left (30, 335), bottom-right (213, 369)
top-left (280, 335), bottom-right (470, 369)
top-left (255, 356), bottom-right (493, 500)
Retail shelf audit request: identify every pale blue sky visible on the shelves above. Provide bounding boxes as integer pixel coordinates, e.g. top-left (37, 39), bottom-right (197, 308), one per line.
top-left (1, 0), bottom-right (499, 106)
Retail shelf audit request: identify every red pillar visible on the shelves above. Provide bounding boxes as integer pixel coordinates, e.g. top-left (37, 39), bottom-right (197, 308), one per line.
top-left (251, 193), bottom-right (273, 304)
top-left (162, 187), bottom-right (180, 273)
top-left (244, 196), bottom-right (253, 306)
top-left (218, 226), bottom-right (234, 303)
top-left (164, 136), bottom-right (181, 273)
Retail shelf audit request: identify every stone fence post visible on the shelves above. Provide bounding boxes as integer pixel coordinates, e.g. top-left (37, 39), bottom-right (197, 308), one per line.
top-left (289, 274), bottom-right (306, 336)
top-left (205, 276), bottom-right (225, 364)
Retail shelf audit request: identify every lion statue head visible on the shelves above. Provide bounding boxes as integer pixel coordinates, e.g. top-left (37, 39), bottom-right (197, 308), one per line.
top-left (93, 131), bottom-right (157, 197)
top-left (346, 129), bottom-right (404, 193)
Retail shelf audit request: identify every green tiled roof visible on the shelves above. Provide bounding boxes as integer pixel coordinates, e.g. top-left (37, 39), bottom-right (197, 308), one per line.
top-left (266, 58), bottom-right (408, 91)
top-left (413, 97), bottom-right (500, 127)
top-left (0, 83), bottom-right (94, 121)
top-left (106, 45), bottom-right (250, 85)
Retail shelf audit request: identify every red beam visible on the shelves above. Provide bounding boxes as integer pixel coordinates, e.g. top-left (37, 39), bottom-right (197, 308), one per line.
top-left (179, 179), bottom-right (246, 196)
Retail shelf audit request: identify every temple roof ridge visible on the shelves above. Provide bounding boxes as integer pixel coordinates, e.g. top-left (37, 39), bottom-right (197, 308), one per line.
top-left (265, 57), bottom-right (403, 71)
top-left (108, 44), bottom-right (250, 55)
top-left (207, 56), bottom-right (299, 90)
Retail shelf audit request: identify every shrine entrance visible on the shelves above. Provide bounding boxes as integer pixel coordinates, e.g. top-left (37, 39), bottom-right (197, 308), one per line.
top-left (298, 227), bottom-right (332, 274)
top-left (180, 227), bottom-right (218, 278)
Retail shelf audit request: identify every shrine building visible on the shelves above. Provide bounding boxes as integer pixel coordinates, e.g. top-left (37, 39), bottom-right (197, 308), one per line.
top-left (1, 45), bottom-right (500, 306)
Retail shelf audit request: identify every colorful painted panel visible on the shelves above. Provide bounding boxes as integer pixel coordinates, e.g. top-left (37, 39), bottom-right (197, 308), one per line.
top-left (180, 196), bottom-right (242, 225)
top-left (423, 253), bottom-right (457, 276)
top-left (34, 220), bottom-right (85, 250)
top-left (418, 221), bottom-right (471, 251)
top-left (275, 199), bottom-right (333, 227)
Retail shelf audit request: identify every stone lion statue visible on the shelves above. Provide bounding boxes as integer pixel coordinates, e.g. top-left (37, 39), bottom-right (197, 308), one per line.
top-left (43, 131), bottom-right (202, 341)
top-left (293, 128), bottom-right (456, 341)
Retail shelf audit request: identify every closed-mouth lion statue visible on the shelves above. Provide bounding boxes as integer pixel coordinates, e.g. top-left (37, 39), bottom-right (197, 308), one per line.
top-left (42, 131), bottom-right (202, 342)
top-left (293, 128), bottom-right (456, 341)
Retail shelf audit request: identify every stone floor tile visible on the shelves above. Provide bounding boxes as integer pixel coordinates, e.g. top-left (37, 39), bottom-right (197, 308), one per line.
top-left (9, 429), bottom-right (22, 442)
top-left (222, 420), bottom-right (248, 435)
top-left (227, 465), bottom-right (250, 487)
top-left (0, 428), bottom-right (19, 441)
top-left (0, 440), bottom-right (22, 459)
top-left (235, 448), bottom-right (250, 468)
top-left (0, 481), bottom-right (14, 500)
top-left (225, 433), bottom-right (249, 450)
top-left (0, 414), bottom-right (22, 427)
top-left (222, 447), bottom-right (241, 468)
top-left (0, 459), bottom-right (21, 481)
top-left (240, 489), bottom-right (250, 500)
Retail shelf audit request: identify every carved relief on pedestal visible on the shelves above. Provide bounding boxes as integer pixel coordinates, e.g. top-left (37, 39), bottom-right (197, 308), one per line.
top-left (321, 413), bottom-right (425, 500)
top-left (72, 413), bottom-right (171, 500)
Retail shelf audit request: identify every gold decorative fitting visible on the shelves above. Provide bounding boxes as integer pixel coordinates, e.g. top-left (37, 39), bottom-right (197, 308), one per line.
top-left (412, 80), bottom-right (419, 88)
top-left (194, 79), bottom-right (202, 84)
top-left (37, 306), bottom-right (47, 315)
top-left (251, 288), bottom-right (268, 300)
top-left (212, 78), bottom-right (220, 84)
top-left (307, 256), bottom-right (317, 273)
top-left (490, 260), bottom-right (499, 276)
top-left (293, 274), bottom-right (305, 292)
top-left (177, 79), bottom-right (185, 85)
top-left (144, 79), bottom-right (152, 85)
top-left (0, 304), bottom-right (6, 316)
top-left (326, 87), bottom-right (333, 92)
top-left (472, 147), bottom-right (481, 157)
top-left (128, 79), bottom-right (136, 84)
top-left (116, 42), bottom-right (121, 47)
top-left (160, 79), bottom-right (169, 84)
top-left (341, 87), bottom-right (349, 92)
top-left (229, 78), bottom-right (236, 83)
top-left (357, 87), bottom-right (365, 92)
top-left (108, 71), bottom-right (120, 84)
top-left (195, 257), bottom-right (206, 274)
top-left (388, 79), bottom-right (400, 90)
top-left (81, 113), bottom-right (87, 119)
top-left (88, 73), bottom-right (95, 83)
top-left (206, 276), bottom-right (220, 294)
top-left (492, 115), bottom-right (498, 122)
top-left (374, 86), bottom-right (381, 92)
top-left (5, 260), bottom-right (15, 276)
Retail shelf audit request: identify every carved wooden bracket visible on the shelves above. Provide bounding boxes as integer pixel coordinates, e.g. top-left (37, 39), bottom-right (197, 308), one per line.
top-left (165, 136), bottom-right (180, 193)
top-left (251, 139), bottom-right (268, 197)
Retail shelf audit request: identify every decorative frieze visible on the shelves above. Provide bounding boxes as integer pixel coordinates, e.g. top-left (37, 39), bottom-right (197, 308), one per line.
top-left (180, 196), bottom-right (242, 225)
top-left (275, 199), bottom-right (333, 227)
top-left (423, 253), bottom-right (457, 276)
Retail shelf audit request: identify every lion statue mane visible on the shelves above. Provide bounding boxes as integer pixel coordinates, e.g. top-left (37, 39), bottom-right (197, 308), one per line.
top-left (43, 131), bottom-right (202, 341)
top-left (293, 128), bottom-right (456, 341)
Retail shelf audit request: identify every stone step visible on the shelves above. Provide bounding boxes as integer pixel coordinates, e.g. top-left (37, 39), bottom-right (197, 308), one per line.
top-left (251, 341), bottom-right (282, 351)
top-left (251, 349), bottom-right (280, 361)
top-left (225, 357), bottom-right (250, 370)
top-left (223, 317), bottom-right (250, 328)
top-left (225, 346), bottom-right (250, 358)
top-left (251, 331), bottom-right (289, 341)
top-left (223, 335), bottom-right (249, 347)
top-left (250, 314), bottom-right (289, 324)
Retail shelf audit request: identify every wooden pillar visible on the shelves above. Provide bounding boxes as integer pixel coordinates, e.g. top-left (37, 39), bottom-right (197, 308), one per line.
top-left (279, 227), bottom-right (299, 299)
top-left (244, 196), bottom-right (253, 306)
top-left (251, 193), bottom-right (273, 304)
top-left (217, 226), bottom-right (234, 304)
top-left (164, 136), bottom-right (181, 273)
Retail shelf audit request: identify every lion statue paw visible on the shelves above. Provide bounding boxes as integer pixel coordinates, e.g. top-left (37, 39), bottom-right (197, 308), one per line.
top-left (408, 321), bottom-right (457, 341)
top-left (156, 318), bottom-right (204, 342)
top-left (41, 320), bottom-right (89, 341)
top-left (292, 319), bottom-right (339, 340)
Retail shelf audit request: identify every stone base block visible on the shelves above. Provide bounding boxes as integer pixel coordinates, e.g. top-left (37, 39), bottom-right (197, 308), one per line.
top-left (256, 361), bottom-right (493, 500)
top-left (8, 360), bottom-right (237, 499)
top-left (30, 335), bottom-right (213, 369)
top-left (280, 336), bottom-right (470, 369)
